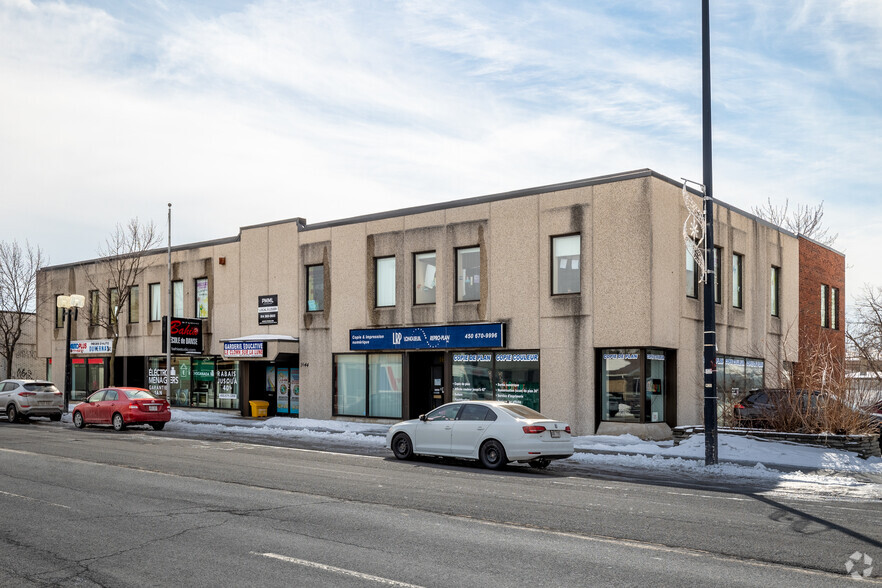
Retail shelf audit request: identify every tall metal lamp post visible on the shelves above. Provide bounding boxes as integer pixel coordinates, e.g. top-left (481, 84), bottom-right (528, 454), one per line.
top-left (56, 294), bottom-right (85, 413)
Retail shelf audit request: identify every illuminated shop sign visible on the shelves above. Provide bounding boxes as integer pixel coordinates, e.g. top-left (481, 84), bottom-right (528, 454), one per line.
top-left (350, 323), bottom-right (504, 351)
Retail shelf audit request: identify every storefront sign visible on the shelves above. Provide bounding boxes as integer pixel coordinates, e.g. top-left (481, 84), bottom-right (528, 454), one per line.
top-left (223, 341), bottom-right (266, 358)
top-left (70, 339), bottom-right (113, 354)
top-left (350, 323), bottom-right (504, 351)
top-left (258, 294), bottom-right (279, 325)
top-left (162, 317), bottom-right (204, 354)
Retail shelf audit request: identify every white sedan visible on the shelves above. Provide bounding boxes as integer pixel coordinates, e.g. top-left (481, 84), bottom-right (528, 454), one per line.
top-left (386, 401), bottom-right (574, 469)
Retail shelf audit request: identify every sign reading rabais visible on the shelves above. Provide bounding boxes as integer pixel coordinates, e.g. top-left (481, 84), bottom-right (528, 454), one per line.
top-left (162, 317), bottom-right (204, 354)
top-left (223, 341), bottom-right (266, 358)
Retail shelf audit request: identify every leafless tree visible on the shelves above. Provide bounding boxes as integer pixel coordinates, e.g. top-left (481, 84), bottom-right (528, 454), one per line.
top-left (847, 285), bottom-right (882, 382)
top-left (86, 219), bottom-right (161, 386)
top-left (752, 197), bottom-right (838, 246)
top-left (0, 240), bottom-right (46, 379)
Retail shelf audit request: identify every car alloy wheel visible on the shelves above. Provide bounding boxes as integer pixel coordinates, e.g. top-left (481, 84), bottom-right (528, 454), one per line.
top-left (112, 413), bottom-right (126, 431)
top-left (479, 439), bottom-right (507, 470)
top-left (73, 411), bottom-right (85, 429)
top-left (392, 433), bottom-right (413, 460)
top-left (7, 405), bottom-right (17, 423)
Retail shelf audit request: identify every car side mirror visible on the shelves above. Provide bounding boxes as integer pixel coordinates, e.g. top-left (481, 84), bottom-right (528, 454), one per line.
top-left (419, 414), bottom-right (427, 422)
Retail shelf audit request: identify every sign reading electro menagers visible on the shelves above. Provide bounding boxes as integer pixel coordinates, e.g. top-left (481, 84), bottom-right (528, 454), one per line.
top-left (162, 317), bottom-right (204, 354)
top-left (258, 295), bottom-right (279, 325)
top-left (350, 323), bottom-right (504, 351)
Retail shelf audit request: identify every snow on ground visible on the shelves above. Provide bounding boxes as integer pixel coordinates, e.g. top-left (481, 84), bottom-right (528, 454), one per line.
top-left (158, 409), bottom-right (882, 499)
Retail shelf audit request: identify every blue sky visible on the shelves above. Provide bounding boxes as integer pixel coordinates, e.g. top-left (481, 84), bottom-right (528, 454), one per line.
top-left (1, 0), bottom-right (880, 305)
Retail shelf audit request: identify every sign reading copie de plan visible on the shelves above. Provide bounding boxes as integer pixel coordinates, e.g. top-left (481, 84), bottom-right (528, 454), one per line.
top-left (350, 323), bottom-right (504, 351)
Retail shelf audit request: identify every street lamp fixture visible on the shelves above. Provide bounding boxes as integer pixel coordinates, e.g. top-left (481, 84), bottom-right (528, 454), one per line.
top-left (56, 294), bottom-right (85, 413)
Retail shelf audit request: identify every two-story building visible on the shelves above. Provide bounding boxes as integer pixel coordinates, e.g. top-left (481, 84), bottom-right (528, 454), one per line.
top-left (36, 169), bottom-right (845, 438)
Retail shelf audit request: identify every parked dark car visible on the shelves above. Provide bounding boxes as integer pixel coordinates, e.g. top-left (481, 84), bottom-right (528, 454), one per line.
top-left (733, 389), bottom-right (820, 428)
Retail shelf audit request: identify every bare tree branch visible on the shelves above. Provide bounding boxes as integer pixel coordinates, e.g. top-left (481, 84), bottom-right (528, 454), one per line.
top-left (847, 284), bottom-right (882, 384)
top-left (752, 197), bottom-right (838, 246)
top-left (0, 241), bottom-right (46, 379)
top-left (86, 219), bottom-right (162, 386)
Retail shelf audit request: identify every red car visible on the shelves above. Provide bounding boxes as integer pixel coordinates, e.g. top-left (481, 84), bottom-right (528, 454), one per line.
top-left (73, 388), bottom-right (171, 431)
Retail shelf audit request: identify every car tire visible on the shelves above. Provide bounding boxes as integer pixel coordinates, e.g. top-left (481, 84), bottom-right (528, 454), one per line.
top-left (479, 439), bottom-right (507, 470)
top-left (7, 405), bottom-right (18, 423)
top-left (73, 411), bottom-right (85, 429)
top-left (391, 433), bottom-right (413, 460)
top-left (151, 422), bottom-right (165, 431)
top-left (528, 458), bottom-right (550, 469)
top-left (49, 414), bottom-right (61, 422)
top-left (112, 413), bottom-right (126, 431)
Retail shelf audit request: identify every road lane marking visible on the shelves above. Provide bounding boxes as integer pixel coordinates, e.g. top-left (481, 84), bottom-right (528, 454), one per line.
top-left (255, 552), bottom-right (425, 587)
top-left (0, 489), bottom-right (71, 509)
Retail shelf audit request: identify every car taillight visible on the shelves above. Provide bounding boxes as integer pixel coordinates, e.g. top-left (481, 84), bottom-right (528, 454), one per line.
top-left (734, 403), bottom-right (745, 409)
top-left (53, 391), bottom-right (62, 396)
top-left (523, 425), bottom-right (546, 434)
top-left (130, 404), bottom-right (139, 410)
top-left (565, 426), bottom-right (571, 434)
top-left (19, 391), bottom-right (36, 397)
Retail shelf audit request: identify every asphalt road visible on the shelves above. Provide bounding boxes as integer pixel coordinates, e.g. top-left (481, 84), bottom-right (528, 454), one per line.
top-left (0, 422), bottom-right (879, 587)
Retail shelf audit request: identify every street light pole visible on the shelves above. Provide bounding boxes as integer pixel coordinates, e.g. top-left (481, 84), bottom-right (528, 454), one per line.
top-left (702, 0), bottom-right (719, 465)
top-left (56, 294), bottom-right (84, 414)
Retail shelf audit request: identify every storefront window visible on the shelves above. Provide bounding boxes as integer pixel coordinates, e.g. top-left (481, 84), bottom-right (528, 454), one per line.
top-left (70, 358), bottom-right (105, 400)
top-left (452, 353), bottom-right (493, 401)
top-left (645, 350), bottom-right (665, 423)
top-left (494, 353), bottom-right (540, 410)
top-left (147, 356), bottom-right (168, 398)
top-left (720, 356), bottom-right (746, 398)
top-left (369, 354), bottom-right (402, 417)
top-left (192, 358), bottom-right (215, 408)
top-left (335, 355), bottom-right (367, 416)
top-left (171, 356), bottom-right (191, 406)
top-left (414, 252), bottom-right (436, 304)
top-left (216, 361), bottom-right (240, 410)
top-left (600, 349), bottom-right (642, 422)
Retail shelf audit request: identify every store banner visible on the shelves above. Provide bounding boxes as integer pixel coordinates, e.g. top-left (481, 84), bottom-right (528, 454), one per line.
top-left (70, 339), bottom-right (113, 354)
top-left (350, 323), bottom-right (504, 351)
top-left (223, 341), bottom-right (266, 358)
top-left (258, 294), bottom-right (279, 325)
top-left (162, 317), bottom-right (204, 354)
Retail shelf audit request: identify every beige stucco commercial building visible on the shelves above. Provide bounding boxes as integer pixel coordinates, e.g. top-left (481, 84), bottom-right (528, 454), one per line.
top-left (38, 169), bottom-right (838, 438)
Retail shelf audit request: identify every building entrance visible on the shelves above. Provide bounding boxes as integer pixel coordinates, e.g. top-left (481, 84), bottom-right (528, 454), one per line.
top-left (407, 352), bottom-right (444, 419)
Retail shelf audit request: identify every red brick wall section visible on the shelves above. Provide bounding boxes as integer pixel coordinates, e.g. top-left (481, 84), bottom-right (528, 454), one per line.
top-left (796, 237), bottom-right (846, 387)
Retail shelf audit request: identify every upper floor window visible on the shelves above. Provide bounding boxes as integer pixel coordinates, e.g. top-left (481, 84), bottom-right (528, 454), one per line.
top-left (55, 295), bottom-right (65, 328)
top-left (686, 241), bottom-right (699, 298)
top-left (89, 290), bottom-right (100, 325)
top-left (770, 266), bottom-right (780, 317)
top-left (414, 252), bottom-right (436, 305)
top-left (831, 287), bottom-right (839, 330)
top-left (552, 234), bottom-right (580, 295)
top-left (376, 257), bottom-right (396, 308)
top-left (714, 247), bottom-right (722, 304)
top-left (307, 264), bottom-right (324, 312)
top-left (172, 280), bottom-right (184, 317)
top-left (732, 253), bottom-right (744, 309)
top-left (456, 246), bottom-right (480, 302)
top-left (149, 283), bottom-right (161, 322)
top-left (129, 285), bottom-right (140, 324)
top-left (109, 288), bottom-right (119, 325)
top-left (195, 278), bottom-right (209, 318)
top-left (821, 284), bottom-right (829, 328)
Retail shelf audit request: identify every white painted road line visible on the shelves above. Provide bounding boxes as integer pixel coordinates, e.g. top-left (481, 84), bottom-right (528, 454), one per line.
top-left (255, 552), bottom-right (425, 587)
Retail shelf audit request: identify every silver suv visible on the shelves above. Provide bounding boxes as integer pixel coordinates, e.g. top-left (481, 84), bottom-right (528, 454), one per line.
top-left (0, 380), bottom-right (63, 422)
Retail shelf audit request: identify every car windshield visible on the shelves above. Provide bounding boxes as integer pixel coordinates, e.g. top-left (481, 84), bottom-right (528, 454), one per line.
top-left (498, 404), bottom-right (548, 420)
top-left (127, 390), bottom-right (157, 399)
top-left (24, 383), bottom-right (59, 393)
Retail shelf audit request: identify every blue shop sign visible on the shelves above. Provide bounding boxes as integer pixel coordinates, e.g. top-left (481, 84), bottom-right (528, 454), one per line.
top-left (350, 323), bottom-right (505, 351)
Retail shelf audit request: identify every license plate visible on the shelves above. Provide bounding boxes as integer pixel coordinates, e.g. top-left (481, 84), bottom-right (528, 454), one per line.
top-left (550, 430), bottom-right (560, 438)
top-left (38, 401), bottom-right (52, 406)
top-left (148, 405), bottom-right (159, 412)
